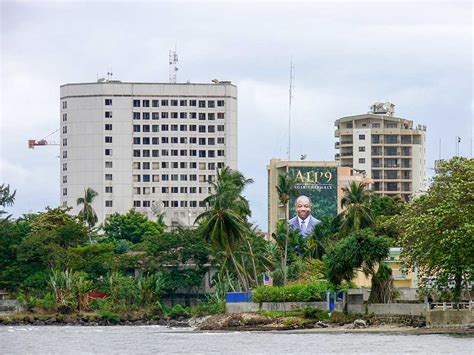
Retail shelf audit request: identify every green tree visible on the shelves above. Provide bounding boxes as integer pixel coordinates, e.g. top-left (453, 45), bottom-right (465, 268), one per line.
top-left (275, 173), bottom-right (297, 285)
top-left (16, 208), bottom-right (88, 276)
top-left (339, 182), bottom-right (373, 235)
top-left (196, 167), bottom-right (253, 291)
top-left (325, 229), bottom-right (390, 286)
top-left (77, 188), bottom-right (99, 244)
top-left (103, 209), bottom-right (164, 244)
top-left (305, 215), bottom-right (340, 260)
top-left (0, 183), bottom-right (16, 222)
top-left (397, 157), bottom-right (474, 302)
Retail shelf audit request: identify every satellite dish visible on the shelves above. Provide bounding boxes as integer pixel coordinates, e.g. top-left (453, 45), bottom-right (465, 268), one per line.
top-left (300, 154), bottom-right (307, 160)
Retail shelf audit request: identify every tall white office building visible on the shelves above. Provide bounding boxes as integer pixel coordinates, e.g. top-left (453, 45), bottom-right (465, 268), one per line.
top-left (334, 102), bottom-right (426, 201)
top-left (60, 80), bottom-right (237, 227)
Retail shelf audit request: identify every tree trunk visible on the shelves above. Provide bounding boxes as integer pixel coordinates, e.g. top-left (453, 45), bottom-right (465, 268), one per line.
top-left (453, 272), bottom-right (463, 304)
top-left (246, 238), bottom-right (259, 287)
top-left (283, 203), bottom-right (289, 285)
top-left (228, 247), bottom-right (248, 291)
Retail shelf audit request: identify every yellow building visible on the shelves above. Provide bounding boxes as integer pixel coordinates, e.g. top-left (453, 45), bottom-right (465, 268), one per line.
top-left (353, 247), bottom-right (418, 289)
top-left (267, 158), bottom-right (371, 236)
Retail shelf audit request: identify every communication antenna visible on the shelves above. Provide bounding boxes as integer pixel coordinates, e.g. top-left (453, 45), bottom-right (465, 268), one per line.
top-left (287, 60), bottom-right (294, 166)
top-left (169, 48), bottom-right (179, 83)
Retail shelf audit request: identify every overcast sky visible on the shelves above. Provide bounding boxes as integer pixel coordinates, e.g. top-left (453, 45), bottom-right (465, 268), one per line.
top-left (1, 0), bottom-right (472, 231)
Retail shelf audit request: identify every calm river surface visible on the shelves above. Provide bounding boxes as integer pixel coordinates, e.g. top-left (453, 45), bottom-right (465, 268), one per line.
top-left (1, 326), bottom-right (472, 354)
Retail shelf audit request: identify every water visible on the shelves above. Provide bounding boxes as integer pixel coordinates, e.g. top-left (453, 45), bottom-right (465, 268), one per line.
top-left (1, 326), bottom-right (472, 354)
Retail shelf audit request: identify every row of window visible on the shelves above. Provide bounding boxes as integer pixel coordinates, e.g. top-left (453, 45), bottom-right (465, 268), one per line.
top-left (133, 161), bottom-right (222, 170)
top-left (130, 173), bottom-right (216, 183)
top-left (343, 122), bottom-right (401, 129)
top-left (132, 99), bottom-right (225, 108)
top-left (134, 200), bottom-right (205, 208)
top-left (133, 186), bottom-right (211, 194)
top-left (131, 112), bottom-right (225, 120)
top-left (132, 149), bottom-right (225, 158)
top-left (132, 134), bottom-right (225, 145)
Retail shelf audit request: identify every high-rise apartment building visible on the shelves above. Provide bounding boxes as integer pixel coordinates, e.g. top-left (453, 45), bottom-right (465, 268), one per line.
top-left (60, 80), bottom-right (237, 227)
top-left (334, 102), bottom-right (426, 201)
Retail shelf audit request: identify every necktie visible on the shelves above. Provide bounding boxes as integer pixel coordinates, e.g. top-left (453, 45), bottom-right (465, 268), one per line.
top-left (301, 220), bottom-right (306, 233)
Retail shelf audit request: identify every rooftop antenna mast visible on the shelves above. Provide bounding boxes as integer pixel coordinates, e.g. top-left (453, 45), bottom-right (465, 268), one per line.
top-left (169, 47), bottom-right (179, 83)
top-left (287, 60), bottom-right (294, 165)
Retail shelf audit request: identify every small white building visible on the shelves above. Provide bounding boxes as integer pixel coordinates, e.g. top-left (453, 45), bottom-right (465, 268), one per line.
top-left (60, 80), bottom-right (237, 227)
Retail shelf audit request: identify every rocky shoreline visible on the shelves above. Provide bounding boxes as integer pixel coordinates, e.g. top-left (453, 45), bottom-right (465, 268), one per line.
top-left (1, 312), bottom-right (472, 335)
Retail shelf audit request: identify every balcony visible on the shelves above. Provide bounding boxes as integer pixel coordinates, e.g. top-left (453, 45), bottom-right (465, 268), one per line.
top-left (335, 142), bottom-right (340, 148)
top-left (340, 140), bottom-right (353, 146)
top-left (341, 152), bottom-right (353, 157)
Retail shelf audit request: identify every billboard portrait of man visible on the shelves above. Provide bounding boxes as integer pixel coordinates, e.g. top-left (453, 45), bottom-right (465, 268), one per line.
top-left (288, 195), bottom-right (321, 237)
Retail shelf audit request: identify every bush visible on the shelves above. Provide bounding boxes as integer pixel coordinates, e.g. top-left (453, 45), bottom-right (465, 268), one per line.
top-left (302, 307), bottom-right (329, 320)
top-left (151, 301), bottom-right (165, 317)
top-left (167, 304), bottom-right (190, 319)
top-left (99, 309), bottom-right (121, 323)
top-left (252, 281), bottom-right (332, 302)
top-left (190, 299), bottom-right (225, 316)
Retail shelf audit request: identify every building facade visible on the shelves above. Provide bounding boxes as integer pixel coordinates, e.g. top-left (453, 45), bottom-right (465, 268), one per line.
top-left (267, 159), bottom-right (371, 236)
top-left (60, 80), bottom-right (237, 227)
top-left (334, 102), bottom-right (426, 201)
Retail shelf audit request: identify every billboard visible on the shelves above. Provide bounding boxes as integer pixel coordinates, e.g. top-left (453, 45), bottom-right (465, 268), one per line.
top-left (288, 166), bottom-right (338, 221)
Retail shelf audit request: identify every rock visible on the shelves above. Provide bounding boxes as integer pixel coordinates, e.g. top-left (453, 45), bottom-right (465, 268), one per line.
top-left (315, 321), bottom-right (329, 328)
top-left (188, 316), bottom-right (212, 328)
top-left (353, 319), bottom-right (367, 328)
top-left (241, 313), bottom-right (272, 326)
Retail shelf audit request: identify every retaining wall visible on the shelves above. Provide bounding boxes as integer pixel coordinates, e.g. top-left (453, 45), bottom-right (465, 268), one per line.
top-left (226, 301), bottom-right (328, 313)
top-left (426, 310), bottom-right (474, 327)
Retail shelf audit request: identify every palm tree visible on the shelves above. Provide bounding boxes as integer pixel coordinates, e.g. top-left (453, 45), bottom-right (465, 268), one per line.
top-left (275, 173), bottom-right (297, 285)
top-left (196, 167), bottom-right (253, 291)
top-left (77, 187), bottom-right (99, 244)
top-left (339, 182), bottom-right (373, 235)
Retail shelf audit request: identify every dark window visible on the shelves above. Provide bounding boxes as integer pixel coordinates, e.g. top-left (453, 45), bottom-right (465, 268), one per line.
top-left (161, 100), bottom-right (169, 106)
top-left (180, 100), bottom-right (187, 106)
top-left (105, 136), bottom-right (112, 143)
top-left (208, 100), bottom-right (215, 108)
top-left (199, 113), bottom-right (206, 120)
top-left (105, 99), bottom-right (112, 106)
top-left (161, 124), bottom-right (169, 131)
top-left (152, 112), bottom-right (160, 120)
top-left (180, 112), bottom-right (187, 119)
top-left (199, 100), bottom-right (206, 108)
top-left (143, 100), bottom-right (150, 107)
top-left (189, 112), bottom-right (197, 119)
top-left (105, 124), bottom-right (112, 130)
top-left (217, 100), bottom-right (224, 107)
top-left (189, 100), bottom-right (197, 106)
top-left (142, 125), bottom-right (150, 132)
top-left (152, 100), bottom-right (159, 107)
top-left (142, 112), bottom-right (150, 120)
top-left (133, 112), bottom-right (141, 120)
top-left (133, 137), bottom-right (141, 144)
top-left (171, 100), bottom-right (178, 106)
top-left (133, 100), bottom-right (140, 107)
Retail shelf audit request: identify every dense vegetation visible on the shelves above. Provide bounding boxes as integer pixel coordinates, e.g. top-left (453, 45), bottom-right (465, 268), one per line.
top-left (0, 157), bottom-right (471, 317)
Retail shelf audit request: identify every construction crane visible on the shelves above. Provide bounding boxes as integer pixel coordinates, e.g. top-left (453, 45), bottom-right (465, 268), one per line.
top-left (28, 129), bottom-right (60, 149)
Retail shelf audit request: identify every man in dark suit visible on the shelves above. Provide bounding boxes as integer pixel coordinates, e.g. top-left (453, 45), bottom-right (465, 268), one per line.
top-left (288, 195), bottom-right (321, 237)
